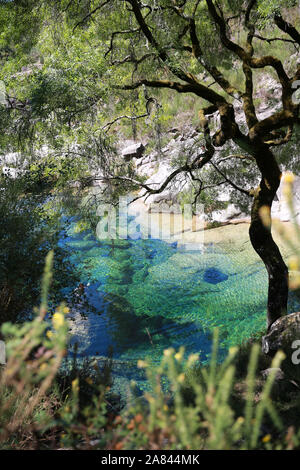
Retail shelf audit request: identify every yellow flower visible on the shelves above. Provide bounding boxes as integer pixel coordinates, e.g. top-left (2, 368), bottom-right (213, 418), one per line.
top-left (289, 256), bottom-right (299, 272)
top-left (174, 351), bottom-right (183, 361)
top-left (259, 206), bottom-right (271, 227)
top-left (52, 312), bottom-right (65, 330)
top-left (290, 272), bottom-right (300, 290)
top-left (72, 378), bottom-right (79, 393)
top-left (163, 348), bottom-right (173, 357)
top-left (229, 346), bottom-right (238, 355)
top-left (187, 353), bottom-right (199, 365)
top-left (137, 360), bottom-right (148, 368)
top-left (177, 373), bottom-right (185, 383)
top-left (63, 306), bottom-right (70, 314)
top-left (46, 330), bottom-right (53, 339)
top-left (284, 172), bottom-right (295, 184)
top-left (262, 434), bottom-right (271, 443)
top-left (283, 173), bottom-right (294, 197)
top-left (39, 363), bottom-right (47, 372)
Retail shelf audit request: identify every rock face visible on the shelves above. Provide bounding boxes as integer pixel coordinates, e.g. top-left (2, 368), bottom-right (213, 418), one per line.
top-left (121, 75), bottom-right (299, 225)
top-left (122, 142), bottom-right (145, 161)
top-left (272, 173), bottom-right (300, 224)
top-left (262, 312), bottom-right (300, 377)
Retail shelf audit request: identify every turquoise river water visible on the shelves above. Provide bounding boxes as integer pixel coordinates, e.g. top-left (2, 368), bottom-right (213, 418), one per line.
top-left (58, 218), bottom-right (300, 394)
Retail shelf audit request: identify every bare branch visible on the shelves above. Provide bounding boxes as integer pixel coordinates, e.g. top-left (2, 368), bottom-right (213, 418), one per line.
top-left (206, 0), bottom-right (290, 86)
top-left (105, 27), bottom-right (141, 58)
top-left (126, 0), bottom-right (230, 104)
top-left (209, 161), bottom-right (252, 197)
top-left (188, 17), bottom-right (242, 99)
top-left (249, 110), bottom-right (295, 141)
top-left (101, 113), bottom-right (149, 131)
top-left (73, 0), bottom-right (111, 32)
top-left (274, 14), bottom-right (300, 46)
top-left (118, 78), bottom-right (227, 105)
top-left (264, 125), bottom-right (294, 147)
top-left (216, 154), bottom-right (254, 164)
top-left (253, 34), bottom-right (298, 46)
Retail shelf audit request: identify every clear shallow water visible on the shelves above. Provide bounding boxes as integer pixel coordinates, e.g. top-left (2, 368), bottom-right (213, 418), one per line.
top-left (58, 219), bottom-right (300, 393)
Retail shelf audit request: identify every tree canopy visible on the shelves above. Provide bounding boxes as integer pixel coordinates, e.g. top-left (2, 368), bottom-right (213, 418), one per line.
top-left (0, 0), bottom-right (300, 328)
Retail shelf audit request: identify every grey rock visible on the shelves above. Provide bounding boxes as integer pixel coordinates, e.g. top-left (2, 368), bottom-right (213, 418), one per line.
top-left (260, 368), bottom-right (284, 381)
top-left (168, 128), bottom-right (180, 138)
top-left (260, 367), bottom-right (287, 397)
top-left (260, 367), bottom-right (300, 397)
top-left (122, 142), bottom-right (145, 161)
top-left (149, 201), bottom-right (182, 213)
top-left (262, 312), bottom-right (300, 356)
top-left (0, 340), bottom-right (6, 365)
top-left (272, 172), bottom-right (300, 223)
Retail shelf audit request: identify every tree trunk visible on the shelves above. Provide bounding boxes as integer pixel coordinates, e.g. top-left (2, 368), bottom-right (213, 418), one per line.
top-left (249, 146), bottom-right (288, 331)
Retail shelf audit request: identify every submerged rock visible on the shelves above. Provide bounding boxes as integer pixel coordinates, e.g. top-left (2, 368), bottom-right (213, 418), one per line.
top-left (203, 267), bottom-right (229, 284)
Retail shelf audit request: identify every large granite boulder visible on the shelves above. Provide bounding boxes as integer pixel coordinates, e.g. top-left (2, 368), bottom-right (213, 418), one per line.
top-left (262, 312), bottom-right (300, 356)
top-left (262, 312), bottom-right (300, 382)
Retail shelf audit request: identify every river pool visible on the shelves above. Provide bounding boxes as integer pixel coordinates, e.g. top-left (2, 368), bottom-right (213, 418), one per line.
top-left (58, 217), bottom-right (300, 394)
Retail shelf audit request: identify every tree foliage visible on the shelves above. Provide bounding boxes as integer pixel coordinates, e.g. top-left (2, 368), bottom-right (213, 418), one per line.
top-left (0, 0), bottom-right (299, 327)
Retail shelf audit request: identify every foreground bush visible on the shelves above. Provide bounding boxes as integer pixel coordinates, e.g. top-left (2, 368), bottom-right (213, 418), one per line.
top-left (1, 298), bottom-right (300, 450)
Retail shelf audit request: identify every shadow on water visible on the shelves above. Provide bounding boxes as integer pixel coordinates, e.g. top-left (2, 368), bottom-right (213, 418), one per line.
top-left (66, 278), bottom-right (214, 392)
